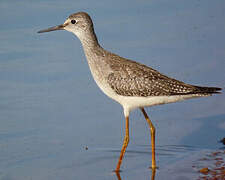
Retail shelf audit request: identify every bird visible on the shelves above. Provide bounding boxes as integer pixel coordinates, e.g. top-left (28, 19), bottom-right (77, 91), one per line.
top-left (38, 12), bottom-right (222, 172)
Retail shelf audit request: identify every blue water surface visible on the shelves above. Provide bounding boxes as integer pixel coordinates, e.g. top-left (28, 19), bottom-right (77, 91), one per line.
top-left (0, 0), bottom-right (224, 179)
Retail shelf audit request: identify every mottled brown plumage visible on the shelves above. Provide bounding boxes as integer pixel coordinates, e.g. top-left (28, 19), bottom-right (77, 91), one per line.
top-left (106, 53), bottom-right (221, 97)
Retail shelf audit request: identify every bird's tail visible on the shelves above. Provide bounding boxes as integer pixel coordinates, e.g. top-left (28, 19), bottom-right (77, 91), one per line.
top-left (193, 86), bottom-right (222, 94)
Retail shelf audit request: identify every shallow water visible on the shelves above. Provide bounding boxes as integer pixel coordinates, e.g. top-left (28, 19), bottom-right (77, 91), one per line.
top-left (0, 0), bottom-right (225, 179)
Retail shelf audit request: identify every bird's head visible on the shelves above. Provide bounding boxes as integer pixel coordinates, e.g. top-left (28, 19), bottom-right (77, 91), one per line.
top-left (38, 12), bottom-right (94, 40)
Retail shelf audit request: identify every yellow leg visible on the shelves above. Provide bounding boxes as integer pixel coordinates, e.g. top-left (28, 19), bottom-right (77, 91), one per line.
top-left (140, 108), bottom-right (156, 169)
top-left (115, 116), bottom-right (129, 172)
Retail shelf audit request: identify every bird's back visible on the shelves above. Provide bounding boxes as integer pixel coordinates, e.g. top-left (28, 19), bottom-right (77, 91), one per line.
top-left (104, 51), bottom-right (221, 97)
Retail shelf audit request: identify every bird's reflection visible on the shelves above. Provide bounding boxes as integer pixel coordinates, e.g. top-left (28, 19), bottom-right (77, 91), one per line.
top-left (115, 171), bottom-right (121, 180)
top-left (151, 169), bottom-right (156, 180)
top-left (114, 169), bottom-right (156, 180)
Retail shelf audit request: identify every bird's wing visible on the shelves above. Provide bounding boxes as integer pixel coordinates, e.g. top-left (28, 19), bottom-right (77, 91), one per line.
top-left (107, 57), bottom-right (203, 97)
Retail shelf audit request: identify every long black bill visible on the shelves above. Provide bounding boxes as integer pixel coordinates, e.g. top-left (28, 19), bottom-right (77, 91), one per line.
top-left (38, 24), bottom-right (65, 33)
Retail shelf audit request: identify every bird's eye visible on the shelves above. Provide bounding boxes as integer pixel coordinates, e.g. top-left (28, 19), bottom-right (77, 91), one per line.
top-left (71, 20), bottom-right (76, 24)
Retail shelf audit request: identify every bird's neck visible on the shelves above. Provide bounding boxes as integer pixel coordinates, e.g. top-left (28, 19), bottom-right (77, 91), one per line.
top-left (78, 29), bottom-right (100, 50)
top-left (77, 30), bottom-right (106, 64)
